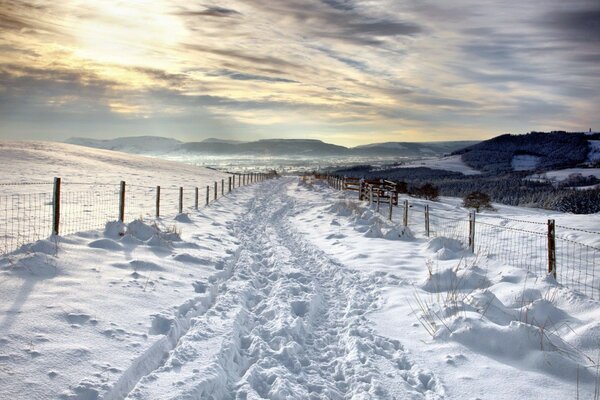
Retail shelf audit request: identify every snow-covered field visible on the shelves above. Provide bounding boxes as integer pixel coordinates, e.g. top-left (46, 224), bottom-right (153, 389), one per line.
top-left (2, 172), bottom-right (600, 399)
top-left (391, 155), bottom-right (481, 175)
top-left (0, 141), bottom-right (233, 254)
top-left (529, 168), bottom-right (600, 183)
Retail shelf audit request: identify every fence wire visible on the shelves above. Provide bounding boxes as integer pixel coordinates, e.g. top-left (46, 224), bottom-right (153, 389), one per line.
top-left (327, 175), bottom-right (600, 300)
top-left (0, 192), bottom-right (52, 254)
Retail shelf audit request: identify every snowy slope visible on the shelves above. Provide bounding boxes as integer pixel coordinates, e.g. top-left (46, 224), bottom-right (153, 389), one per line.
top-left (0, 141), bottom-right (228, 190)
top-left (393, 155), bottom-right (481, 175)
top-left (65, 136), bottom-right (182, 154)
top-left (1, 175), bottom-right (600, 399)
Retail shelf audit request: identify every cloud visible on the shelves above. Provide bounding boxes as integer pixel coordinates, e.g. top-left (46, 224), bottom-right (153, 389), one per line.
top-left (175, 6), bottom-right (241, 18)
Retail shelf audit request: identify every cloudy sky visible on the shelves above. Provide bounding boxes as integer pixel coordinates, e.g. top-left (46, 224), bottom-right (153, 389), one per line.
top-left (0, 0), bottom-right (598, 146)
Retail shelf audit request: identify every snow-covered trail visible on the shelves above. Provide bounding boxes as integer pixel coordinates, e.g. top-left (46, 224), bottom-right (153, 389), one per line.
top-left (122, 178), bottom-right (442, 399)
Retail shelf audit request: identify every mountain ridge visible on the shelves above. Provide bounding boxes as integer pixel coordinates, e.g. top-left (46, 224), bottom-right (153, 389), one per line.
top-left (65, 136), bottom-right (479, 157)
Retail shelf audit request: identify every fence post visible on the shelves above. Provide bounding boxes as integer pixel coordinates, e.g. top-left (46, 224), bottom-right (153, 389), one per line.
top-left (425, 205), bottom-right (430, 237)
top-left (156, 186), bottom-right (160, 218)
top-left (206, 185), bottom-right (209, 206)
top-left (388, 193), bottom-right (393, 221)
top-left (178, 187), bottom-right (183, 214)
top-left (214, 182), bottom-right (217, 200)
top-left (403, 199), bottom-right (408, 227)
top-left (221, 179), bottom-right (224, 196)
top-left (194, 187), bottom-right (199, 210)
top-left (229, 177), bottom-right (232, 193)
top-left (52, 177), bottom-right (61, 235)
top-left (376, 189), bottom-right (380, 213)
top-left (119, 181), bottom-right (126, 222)
top-left (469, 211), bottom-right (476, 252)
top-left (548, 219), bottom-right (557, 278)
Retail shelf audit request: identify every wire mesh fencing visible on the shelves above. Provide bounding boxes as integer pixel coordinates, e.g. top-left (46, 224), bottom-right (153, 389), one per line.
top-left (0, 173), bottom-right (272, 256)
top-left (326, 174), bottom-right (600, 299)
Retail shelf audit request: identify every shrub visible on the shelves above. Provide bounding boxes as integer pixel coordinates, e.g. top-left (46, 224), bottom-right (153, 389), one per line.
top-left (463, 191), bottom-right (492, 212)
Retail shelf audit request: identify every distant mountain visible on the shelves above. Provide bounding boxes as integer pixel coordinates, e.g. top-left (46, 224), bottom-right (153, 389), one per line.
top-left (66, 136), bottom-right (182, 154)
top-left (64, 136), bottom-right (480, 158)
top-left (350, 141), bottom-right (478, 156)
top-left (453, 131), bottom-right (600, 173)
top-left (201, 138), bottom-right (247, 144)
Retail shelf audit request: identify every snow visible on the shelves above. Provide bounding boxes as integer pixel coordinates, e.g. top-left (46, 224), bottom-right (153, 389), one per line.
top-left (511, 154), bottom-right (541, 171)
top-left (2, 170), bottom-right (600, 399)
top-left (528, 168), bottom-right (600, 183)
top-left (393, 155), bottom-right (481, 175)
top-left (588, 140), bottom-right (600, 163)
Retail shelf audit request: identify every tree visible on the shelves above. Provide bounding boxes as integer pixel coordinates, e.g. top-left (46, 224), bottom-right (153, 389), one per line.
top-left (413, 183), bottom-right (439, 200)
top-left (463, 191), bottom-right (492, 212)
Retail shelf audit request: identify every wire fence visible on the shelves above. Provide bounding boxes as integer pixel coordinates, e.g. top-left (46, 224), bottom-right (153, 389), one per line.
top-left (0, 172), bottom-right (273, 256)
top-left (325, 174), bottom-right (600, 299)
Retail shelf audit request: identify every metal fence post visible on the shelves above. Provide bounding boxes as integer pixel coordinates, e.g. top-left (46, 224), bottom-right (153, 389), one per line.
top-left (388, 194), bottom-right (393, 221)
top-left (214, 182), bottom-right (217, 200)
top-left (194, 187), bottom-right (199, 210)
top-left (221, 179), bottom-right (224, 196)
top-left (119, 181), bottom-right (126, 222)
top-left (425, 205), bottom-right (430, 237)
top-left (469, 211), bottom-right (476, 252)
top-left (228, 177), bottom-right (232, 193)
top-left (52, 177), bottom-right (61, 235)
top-left (206, 185), bottom-right (209, 206)
top-left (156, 186), bottom-right (160, 218)
top-left (548, 219), bottom-right (557, 278)
top-left (403, 199), bottom-right (408, 227)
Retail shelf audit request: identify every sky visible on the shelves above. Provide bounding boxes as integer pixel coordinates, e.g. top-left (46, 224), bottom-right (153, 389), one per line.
top-left (0, 0), bottom-right (599, 146)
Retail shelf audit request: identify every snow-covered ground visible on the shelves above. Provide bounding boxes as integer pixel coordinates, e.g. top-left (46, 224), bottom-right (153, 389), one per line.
top-left (392, 155), bottom-right (481, 175)
top-left (2, 175), bottom-right (600, 399)
top-left (0, 141), bottom-right (232, 254)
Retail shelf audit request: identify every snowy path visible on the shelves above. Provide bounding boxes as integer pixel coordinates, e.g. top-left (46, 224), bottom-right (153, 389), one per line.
top-left (121, 178), bottom-right (442, 399)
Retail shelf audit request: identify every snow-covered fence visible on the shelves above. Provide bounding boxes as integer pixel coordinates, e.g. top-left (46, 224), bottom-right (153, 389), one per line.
top-left (326, 174), bottom-right (600, 299)
top-left (0, 172), bottom-right (275, 256)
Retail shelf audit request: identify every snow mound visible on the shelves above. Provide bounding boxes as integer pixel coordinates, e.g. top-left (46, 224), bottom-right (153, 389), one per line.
top-left (425, 237), bottom-right (467, 259)
top-left (126, 220), bottom-right (158, 241)
top-left (421, 266), bottom-right (490, 293)
top-left (104, 221), bottom-right (126, 239)
top-left (438, 317), bottom-right (593, 382)
top-left (174, 213), bottom-right (192, 223)
top-left (88, 238), bottom-right (122, 251)
top-left (21, 239), bottom-right (58, 255)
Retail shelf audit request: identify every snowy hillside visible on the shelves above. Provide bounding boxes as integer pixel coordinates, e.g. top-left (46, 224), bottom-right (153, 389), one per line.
top-left (1, 172), bottom-right (600, 399)
top-left (66, 136), bottom-right (182, 154)
top-left (0, 141), bottom-right (230, 191)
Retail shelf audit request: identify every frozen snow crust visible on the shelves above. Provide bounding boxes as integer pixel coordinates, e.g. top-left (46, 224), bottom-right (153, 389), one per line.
top-left (1, 177), bottom-right (600, 399)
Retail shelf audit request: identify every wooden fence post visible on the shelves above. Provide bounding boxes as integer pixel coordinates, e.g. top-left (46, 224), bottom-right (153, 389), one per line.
top-left (388, 193), bottom-right (393, 221)
top-left (403, 199), bottom-right (409, 227)
top-left (119, 181), bottom-right (126, 222)
top-left (228, 177), bottom-right (232, 193)
top-left (469, 211), bottom-right (476, 252)
top-left (206, 185), bottom-right (209, 206)
top-left (214, 182), bottom-right (217, 200)
top-left (156, 186), bottom-right (160, 218)
top-left (548, 219), bottom-right (557, 278)
top-left (194, 187), bottom-right (199, 210)
top-left (52, 177), bottom-right (61, 235)
top-left (376, 189), bottom-right (380, 212)
top-left (221, 179), bottom-right (224, 196)
top-left (425, 205), bottom-right (430, 237)
top-left (178, 187), bottom-right (183, 214)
